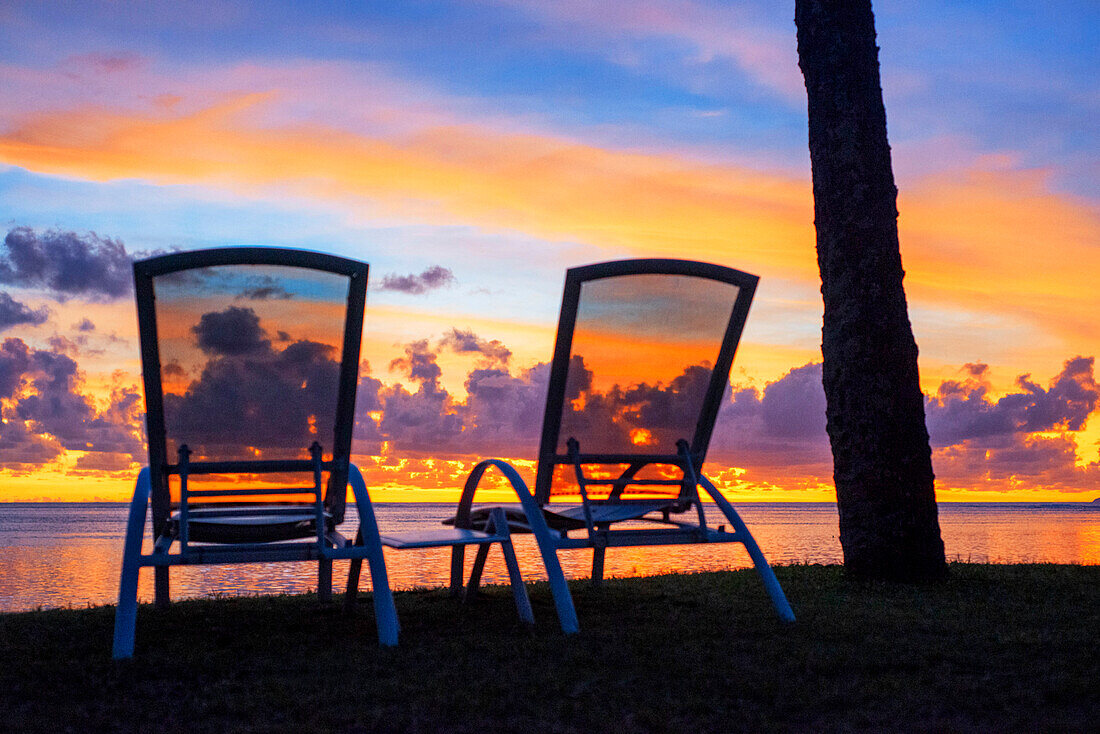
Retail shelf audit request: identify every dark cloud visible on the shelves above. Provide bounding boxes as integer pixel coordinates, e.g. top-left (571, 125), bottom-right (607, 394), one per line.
top-left (191, 306), bottom-right (271, 356)
top-left (378, 379), bottom-right (462, 453)
top-left (0, 292), bottom-right (49, 331)
top-left (0, 227), bottom-right (132, 301)
top-left (381, 340), bottom-right (462, 452)
top-left (389, 339), bottom-right (442, 383)
top-left (66, 52), bottom-right (143, 75)
top-left (352, 369), bottom-right (385, 456)
top-left (376, 337), bottom-right (544, 456)
top-left (74, 318), bottom-right (96, 332)
top-left (559, 357), bottom-right (718, 453)
top-left (0, 338), bottom-right (143, 469)
top-left (710, 363), bottom-right (832, 471)
top-left (438, 328), bottom-right (512, 367)
top-left (925, 357), bottom-right (1100, 447)
top-left (163, 361), bottom-right (187, 377)
top-left (236, 275), bottom-right (294, 301)
top-left (458, 363), bottom-right (549, 455)
top-left (759, 362), bottom-right (828, 439)
top-left (0, 417), bottom-right (63, 470)
top-left (379, 265), bottom-right (455, 295)
top-left (47, 335), bottom-right (85, 356)
top-left (924, 357), bottom-right (1100, 492)
top-left (0, 338), bottom-right (32, 400)
top-left (14, 348), bottom-right (97, 447)
top-left (163, 337), bottom-right (341, 460)
top-left (72, 451), bottom-right (138, 474)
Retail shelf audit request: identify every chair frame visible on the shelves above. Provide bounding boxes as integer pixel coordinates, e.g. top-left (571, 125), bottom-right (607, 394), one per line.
top-left (450, 259), bottom-right (795, 634)
top-left (114, 247), bottom-right (531, 659)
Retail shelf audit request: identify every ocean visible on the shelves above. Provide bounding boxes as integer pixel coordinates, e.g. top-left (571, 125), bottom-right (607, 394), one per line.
top-left (1, 502), bottom-right (1097, 613)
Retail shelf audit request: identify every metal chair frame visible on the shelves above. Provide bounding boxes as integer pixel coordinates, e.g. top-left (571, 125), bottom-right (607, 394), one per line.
top-left (113, 247), bottom-right (531, 659)
top-left (449, 259), bottom-right (795, 634)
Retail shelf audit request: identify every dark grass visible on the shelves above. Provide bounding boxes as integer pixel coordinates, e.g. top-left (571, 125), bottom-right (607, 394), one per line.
top-left (1, 564), bottom-right (1097, 733)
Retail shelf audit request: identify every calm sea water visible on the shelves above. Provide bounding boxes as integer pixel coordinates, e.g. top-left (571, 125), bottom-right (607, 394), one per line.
top-left (1, 502), bottom-right (1097, 613)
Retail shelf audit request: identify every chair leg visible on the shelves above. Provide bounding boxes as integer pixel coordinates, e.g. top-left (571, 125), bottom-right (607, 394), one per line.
top-left (501, 541), bottom-right (535, 625)
top-left (455, 459), bottom-right (579, 634)
top-left (112, 549), bottom-right (142, 660)
top-left (591, 545), bottom-right (606, 587)
top-left (345, 532), bottom-right (363, 611)
top-left (318, 559), bottom-right (332, 603)
top-left (154, 566), bottom-right (170, 609)
top-left (347, 465), bottom-right (400, 644)
top-left (492, 509), bottom-right (534, 625)
top-left (344, 530), bottom-right (400, 643)
top-left (466, 544), bottom-right (491, 599)
top-left (115, 469), bottom-right (153, 659)
top-left (742, 534), bottom-right (795, 623)
top-left (449, 546), bottom-right (466, 598)
top-left (700, 475), bottom-right (795, 623)
top-left (365, 549), bottom-right (399, 645)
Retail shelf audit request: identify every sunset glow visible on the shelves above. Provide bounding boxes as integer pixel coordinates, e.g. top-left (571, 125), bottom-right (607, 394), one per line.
top-left (0, 1), bottom-right (1096, 503)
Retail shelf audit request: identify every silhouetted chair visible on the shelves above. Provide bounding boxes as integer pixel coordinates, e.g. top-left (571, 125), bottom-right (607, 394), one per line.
top-left (113, 247), bottom-right (530, 659)
top-left (445, 259), bottom-right (794, 633)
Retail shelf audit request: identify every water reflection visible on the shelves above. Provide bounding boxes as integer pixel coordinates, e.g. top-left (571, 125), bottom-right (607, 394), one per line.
top-left (1, 503), bottom-right (1097, 612)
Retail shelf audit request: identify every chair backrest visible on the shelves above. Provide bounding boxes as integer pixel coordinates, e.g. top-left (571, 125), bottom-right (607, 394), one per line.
top-left (533, 259), bottom-right (758, 505)
top-left (133, 248), bottom-right (368, 534)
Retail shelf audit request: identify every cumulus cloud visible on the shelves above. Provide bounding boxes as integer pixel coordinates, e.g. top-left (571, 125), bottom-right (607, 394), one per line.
top-left (381, 340), bottom-right (462, 452)
top-left (925, 357), bottom-right (1100, 492)
top-left (0, 338), bottom-right (32, 400)
top-left (0, 292), bottom-right (49, 331)
top-left (438, 327), bottom-right (512, 367)
top-left (351, 369), bottom-right (385, 456)
top-left (379, 265), bottom-right (455, 294)
top-left (0, 417), bottom-right (63, 470)
top-left (74, 318), bottom-right (96, 332)
top-left (191, 306), bottom-right (271, 356)
top-left (377, 335), bottom-right (545, 456)
top-left (15, 349), bottom-right (98, 446)
top-left (710, 362), bottom-right (832, 472)
top-left (0, 227), bottom-right (132, 301)
top-left (926, 358), bottom-right (1099, 446)
top-left (557, 357), bottom-right (719, 454)
top-left (0, 337), bottom-right (143, 470)
top-left (458, 362), bottom-right (548, 455)
top-left (705, 357), bottom-right (1100, 494)
top-left (235, 275), bottom-right (294, 301)
top-left (164, 336), bottom-right (341, 460)
top-left (389, 339), bottom-right (443, 383)
top-left (4, 299), bottom-right (1096, 498)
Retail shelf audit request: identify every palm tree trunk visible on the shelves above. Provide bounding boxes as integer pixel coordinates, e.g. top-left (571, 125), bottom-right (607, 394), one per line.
top-left (795, 0), bottom-right (946, 580)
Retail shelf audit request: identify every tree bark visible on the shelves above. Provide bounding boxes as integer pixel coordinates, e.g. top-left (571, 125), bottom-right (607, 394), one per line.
top-left (795, 0), bottom-right (946, 580)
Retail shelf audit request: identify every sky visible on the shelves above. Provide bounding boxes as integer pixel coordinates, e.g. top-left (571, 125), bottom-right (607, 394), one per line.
top-left (0, 0), bottom-right (1097, 502)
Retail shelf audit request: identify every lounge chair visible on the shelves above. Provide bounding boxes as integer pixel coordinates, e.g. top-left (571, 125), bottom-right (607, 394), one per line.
top-left (445, 258), bottom-right (795, 633)
top-left (113, 247), bottom-right (531, 659)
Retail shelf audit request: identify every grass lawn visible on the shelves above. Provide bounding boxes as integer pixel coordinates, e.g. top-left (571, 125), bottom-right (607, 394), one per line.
top-left (1, 563), bottom-right (1096, 733)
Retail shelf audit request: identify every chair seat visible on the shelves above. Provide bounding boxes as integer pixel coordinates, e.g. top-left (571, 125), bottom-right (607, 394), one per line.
top-left (443, 500), bottom-right (688, 534)
top-left (551, 500), bottom-right (686, 525)
top-left (380, 528), bottom-right (501, 549)
top-left (171, 505), bottom-right (332, 544)
top-left (443, 506), bottom-right (586, 533)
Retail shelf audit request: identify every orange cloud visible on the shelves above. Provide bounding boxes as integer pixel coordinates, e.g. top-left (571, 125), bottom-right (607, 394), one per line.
top-left (0, 94), bottom-right (818, 275)
top-left (900, 165), bottom-right (1100, 346)
top-left (2, 95), bottom-right (1097, 393)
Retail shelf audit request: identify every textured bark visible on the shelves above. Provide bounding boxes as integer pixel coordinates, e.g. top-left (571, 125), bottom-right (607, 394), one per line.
top-left (795, 0), bottom-right (946, 580)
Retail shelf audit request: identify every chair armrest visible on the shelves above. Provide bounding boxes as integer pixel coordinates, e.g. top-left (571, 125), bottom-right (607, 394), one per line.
top-left (455, 460), bottom-right (550, 535)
